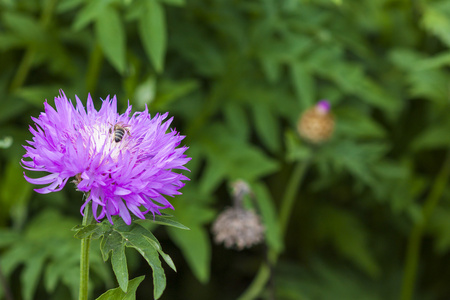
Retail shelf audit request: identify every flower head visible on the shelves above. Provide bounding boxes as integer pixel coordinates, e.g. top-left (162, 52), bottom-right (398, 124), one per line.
top-left (297, 100), bottom-right (335, 144)
top-left (22, 90), bottom-right (190, 225)
top-left (212, 207), bottom-right (265, 250)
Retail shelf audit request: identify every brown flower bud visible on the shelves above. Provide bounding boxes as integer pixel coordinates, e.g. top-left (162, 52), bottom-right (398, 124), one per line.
top-left (297, 100), bottom-right (335, 144)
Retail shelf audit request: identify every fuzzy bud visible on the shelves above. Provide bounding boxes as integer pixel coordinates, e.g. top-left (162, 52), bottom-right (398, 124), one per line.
top-left (297, 100), bottom-right (335, 144)
top-left (212, 207), bottom-right (265, 250)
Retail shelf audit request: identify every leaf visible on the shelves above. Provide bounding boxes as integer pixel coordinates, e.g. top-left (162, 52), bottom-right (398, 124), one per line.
top-left (313, 205), bottom-right (380, 277)
top-left (252, 182), bottom-right (282, 253)
top-left (411, 124), bottom-right (450, 151)
top-left (139, 0), bottom-right (166, 72)
top-left (142, 235), bottom-right (176, 271)
top-left (285, 129), bottom-right (312, 162)
top-left (251, 101), bottom-right (281, 153)
top-left (224, 101), bottom-right (250, 141)
top-left (22, 254), bottom-right (46, 300)
top-left (0, 230), bottom-right (20, 247)
top-left (335, 108), bottom-right (386, 139)
top-left (101, 231), bottom-right (129, 292)
top-left (96, 276), bottom-right (145, 300)
top-left (159, 0), bottom-right (185, 6)
top-left (1, 11), bottom-right (46, 42)
top-left (112, 243), bottom-right (129, 292)
top-left (199, 124), bottom-right (279, 194)
top-left (260, 57), bottom-right (281, 83)
top-left (290, 62), bottom-right (315, 109)
top-left (275, 260), bottom-right (388, 300)
top-left (429, 206), bottom-right (450, 254)
top-left (56, 0), bottom-right (85, 13)
top-left (14, 85), bottom-right (64, 107)
top-left (72, 0), bottom-right (109, 31)
top-left (95, 6), bottom-right (126, 74)
top-left (319, 140), bottom-right (388, 188)
top-left (153, 78), bottom-right (199, 110)
top-left (422, 0), bottom-right (450, 47)
top-left (73, 223), bottom-right (107, 239)
top-left (166, 198), bottom-right (214, 283)
top-left (100, 218), bottom-right (170, 298)
top-left (167, 224), bottom-right (211, 283)
top-left (0, 210), bottom-right (109, 300)
top-left (144, 214), bottom-right (190, 230)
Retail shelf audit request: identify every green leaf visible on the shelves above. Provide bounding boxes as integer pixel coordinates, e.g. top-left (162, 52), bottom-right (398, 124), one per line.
top-left (0, 230), bottom-right (20, 247)
top-left (1, 11), bottom-right (46, 42)
top-left (142, 235), bottom-right (176, 271)
top-left (251, 102), bottom-right (281, 153)
top-left (56, 0), bottom-right (84, 13)
top-left (101, 230), bottom-right (129, 292)
top-left (22, 254), bottom-right (46, 300)
top-left (260, 57), bottom-right (281, 83)
top-left (112, 243), bottom-right (129, 292)
top-left (290, 62), bottom-right (315, 109)
top-left (335, 108), bottom-right (386, 139)
top-left (96, 276), bottom-right (145, 300)
top-left (411, 125), bottom-right (450, 151)
top-left (165, 197), bottom-right (213, 283)
top-left (199, 124), bottom-right (279, 194)
top-left (13, 85), bottom-right (63, 107)
top-left (159, 0), bottom-right (185, 6)
top-left (95, 6), bottom-right (126, 74)
top-left (144, 214), bottom-right (190, 230)
top-left (285, 129), bottom-right (312, 162)
top-left (167, 224), bottom-right (210, 283)
top-left (0, 210), bottom-right (108, 300)
top-left (313, 205), bottom-right (380, 277)
top-left (73, 223), bottom-right (107, 239)
top-left (429, 206), bottom-right (450, 254)
top-left (100, 219), bottom-right (169, 298)
top-left (224, 101), bottom-right (250, 141)
top-left (139, 0), bottom-right (166, 72)
top-left (422, 1), bottom-right (450, 47)
top-left (72, 0), bottom-right (109, 31)
top-left (252, 182), bottom-right (282, 253)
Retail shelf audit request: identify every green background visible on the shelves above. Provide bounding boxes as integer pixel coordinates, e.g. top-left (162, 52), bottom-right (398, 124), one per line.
top-left (1, 0), bottom-right (450, 299)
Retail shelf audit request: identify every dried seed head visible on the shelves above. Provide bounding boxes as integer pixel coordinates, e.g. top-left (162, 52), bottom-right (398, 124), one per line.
top-left (297, 100), bottom-right (335, 144)
top-left (212, 207), bottom-right (265, 250)
top-left (230, 180), bottom-right (252, 200)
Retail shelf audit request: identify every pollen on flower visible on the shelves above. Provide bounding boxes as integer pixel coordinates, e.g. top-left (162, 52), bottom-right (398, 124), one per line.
top-left (22, 90), bottom-right (191, 225)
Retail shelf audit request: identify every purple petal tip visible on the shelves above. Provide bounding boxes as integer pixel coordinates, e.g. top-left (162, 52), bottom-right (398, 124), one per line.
top-left (316, 100), bottom-right (331, 113)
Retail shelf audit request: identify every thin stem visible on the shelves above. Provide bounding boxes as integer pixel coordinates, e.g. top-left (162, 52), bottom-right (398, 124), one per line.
top-left (237, 264), bottom-right (271, 300)
top-left (400, 151), bottom-right (450, 300)
top-left (278, 160), bottom-right (311, 237)
top-left (238, 158), bottom-right (311, 300)
top-left (79, 202), bottom-right (93, 300)
top-left (0, 264), bottom-right (14, 300)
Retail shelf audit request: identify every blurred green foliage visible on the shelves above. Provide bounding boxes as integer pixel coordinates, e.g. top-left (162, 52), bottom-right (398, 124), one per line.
top-left (1, 0), bottom-right (450, 299)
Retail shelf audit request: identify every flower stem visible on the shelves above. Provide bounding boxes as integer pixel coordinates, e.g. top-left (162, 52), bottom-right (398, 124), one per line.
top-left (0, 264), bottom-right (14, 300)
top-left (79, 203), bottom-right (93, 300)
top-left (278, 160), bottom-right (311, 236)
top-left (400, 151), bottom-right (450, 300)
top-left (238, 158), bottom-right (311, 300)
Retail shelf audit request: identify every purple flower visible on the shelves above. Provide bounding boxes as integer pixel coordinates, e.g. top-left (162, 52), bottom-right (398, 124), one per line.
top-left (22, 90), bottom-right (190, 225)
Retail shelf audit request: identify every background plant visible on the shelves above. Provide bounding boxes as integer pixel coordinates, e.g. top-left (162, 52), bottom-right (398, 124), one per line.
top-left (1, 0), bottom-right (450, 299)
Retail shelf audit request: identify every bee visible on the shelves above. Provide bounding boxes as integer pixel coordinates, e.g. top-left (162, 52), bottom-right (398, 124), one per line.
top-left (110, 123), bottom-right (130, 142)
